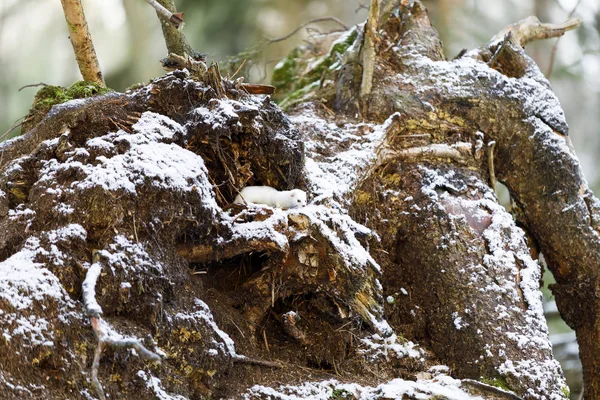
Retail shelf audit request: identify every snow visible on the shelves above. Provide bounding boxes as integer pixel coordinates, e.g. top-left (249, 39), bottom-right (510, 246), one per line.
top-left (359, 333), bottom-right (424, 361)
top-left (137, 370), bottom-right (188, 400)
top-left (226, 207), bottom-right (290, 251)
top-left (174, 298), bottom-right (238, 358)
top-left (82, 262), bottom-right (103, 317)
top-left (37, 111), bottom-right (220, 215)
top-left (300, 204), bottom-right (379, 272)
top-left (419, 167), bottom-right (567, 398)
top-left (0, 242), bottom-right (69, 310)
top-left (97, 235), bottom-right (164, 275)
top-left (193, 98), bottom-right (257, 130)
top-left (0, 227), bottom-right (82, 347)
top-left (291, 110), bottom-right (392, 203)
top-left (245, 375), bottom-right (484, 400)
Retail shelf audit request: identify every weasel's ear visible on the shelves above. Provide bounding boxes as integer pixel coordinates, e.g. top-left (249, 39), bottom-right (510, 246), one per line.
top-left (290, 193), bottom-right (296, 197)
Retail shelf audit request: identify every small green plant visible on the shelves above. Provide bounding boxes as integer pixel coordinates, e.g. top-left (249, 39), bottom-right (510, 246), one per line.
top-left (330, 388), bottom-right (354, 399)
top-left (21, 81), bottom-right (113, 133)
top-left (481, 376), bottom-right (511, 391)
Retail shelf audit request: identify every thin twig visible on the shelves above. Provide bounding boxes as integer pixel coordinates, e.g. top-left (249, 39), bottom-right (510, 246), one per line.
top-left (488, 141), bottom-right (497, 191)
top-left (546, 0), bottom-right (582, 77)
top-left (231, 59), bottom-right (247, 79)
top-left (18, 82), bottom-right (48, 92)
top-left (1, 116), bottom-right (29, 141)
top-left (267, 17), bottom-right (348, 44)
top-left (234, 355), bottom-right (282, 368)
top-left (144, 0), bottom-right (184, 29)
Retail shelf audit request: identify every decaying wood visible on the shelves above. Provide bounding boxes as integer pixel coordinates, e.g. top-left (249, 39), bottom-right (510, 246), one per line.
top-left (1, 1), bottom-right (595, 399)
top-left (492, 15), bottom-right (582, 47)
top-left (360, 0), bottom-right (380, 101)
top-left (59, 0), bottom-right (104, 86)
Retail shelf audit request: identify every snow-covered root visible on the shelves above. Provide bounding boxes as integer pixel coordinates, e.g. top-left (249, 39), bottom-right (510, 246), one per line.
top-left (82, 262), bottom-right (161, 400)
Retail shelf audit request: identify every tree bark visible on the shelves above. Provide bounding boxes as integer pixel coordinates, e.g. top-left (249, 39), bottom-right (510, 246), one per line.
top-left (0, 2), bottom-right (594, 399)
top-left (59, 0), bottom-right (104, 86)
top-left (154, 0), bottom-right (203, 59)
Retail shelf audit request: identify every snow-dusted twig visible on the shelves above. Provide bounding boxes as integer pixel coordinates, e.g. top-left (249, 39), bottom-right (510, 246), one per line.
top-left (144, 0), bottom-right (184, 30)
top-left (83, 264), bottom-right (161, 400)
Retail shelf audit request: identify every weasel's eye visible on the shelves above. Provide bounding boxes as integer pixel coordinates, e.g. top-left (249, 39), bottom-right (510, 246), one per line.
top-left (297, 199), bottom-right (301, 203)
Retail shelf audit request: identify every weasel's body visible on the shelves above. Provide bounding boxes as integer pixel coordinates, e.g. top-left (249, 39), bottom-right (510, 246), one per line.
top-left (234, 186), bottom-right (307, 209)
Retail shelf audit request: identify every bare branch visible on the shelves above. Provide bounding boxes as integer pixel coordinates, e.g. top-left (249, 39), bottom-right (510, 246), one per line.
top-left (59, 0), bottom-right (105, 86)
top-left (18, 82), bottom-right (48, 92)
top-left (144, 0), bottom-right (184, 30)
top-left (546, 0), bottom-right (582, 76)
top-left (493, 15), bottom-right (582, 48)
top-left (267, 17), bottom-right (348, 44)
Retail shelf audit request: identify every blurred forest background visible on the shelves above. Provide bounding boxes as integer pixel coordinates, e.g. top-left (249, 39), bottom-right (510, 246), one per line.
top-left (0, 0), bottom-right (598, 397)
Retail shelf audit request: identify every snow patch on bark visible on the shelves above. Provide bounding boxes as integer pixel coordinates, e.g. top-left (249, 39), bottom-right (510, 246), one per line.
top-left (359, 333), bottom-right (424, 362)
top-left (420, 167), bottom-right (567, 398)
top-left (38, 111), bottom-right (219, 215)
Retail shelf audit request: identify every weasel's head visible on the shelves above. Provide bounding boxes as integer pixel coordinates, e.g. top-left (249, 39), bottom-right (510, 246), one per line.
top-left (289, 189), bottom-right (307, 207)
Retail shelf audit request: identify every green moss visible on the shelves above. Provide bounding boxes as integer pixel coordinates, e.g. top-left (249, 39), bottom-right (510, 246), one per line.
top-left (330, 388), bottom-right (354, 399)
top-left (30, 81), bottom-right (111, 114)
top-left (330, 29), bottom-right (358, 55)
top-left (273, 27), bottom-right (359, 106)
top-left (272, 47), bottom-right (302, 92)
top-left (278, 81), bottom-right (320, 110)
top-left (481, 377), bottom-right (511, 391)
top-left (561, 386), bottom-right (570, 398)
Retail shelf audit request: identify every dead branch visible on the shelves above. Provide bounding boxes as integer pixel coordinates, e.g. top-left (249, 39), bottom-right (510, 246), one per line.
top-left (153, 0), bottom-right (203, 60)
top-left (59, 0), bottom-right (105, 86)
top-left (546, 0), bottom-right (582, 77)
top-left (84, 264), bottom-right (161, 400)
top-left (18, 82), bottom-right (48, 92)
top-left (144, 0), bottom-right (184, 29)
top-left (487, 141), bottom-right (496, 191)
top-left (267, 17), bottom-right (348, 44)
top-left (360, 0), bottom-right (380, 100)
top-left (493, 15), bottom-right (582, 47)
top-left (233, 355), bottom-right (283, 368)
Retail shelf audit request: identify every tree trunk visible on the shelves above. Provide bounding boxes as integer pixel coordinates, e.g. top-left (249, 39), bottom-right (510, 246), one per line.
top-left (59, 0), bottom-right (104, 86)
top-left (0, 2), bottom-right (593, 399)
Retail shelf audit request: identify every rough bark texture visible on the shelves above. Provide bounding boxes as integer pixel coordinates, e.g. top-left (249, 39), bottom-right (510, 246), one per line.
top-left (155, 0), bottom-right (203, 60)
top-left (0, 1), bottom-right (594, 399)
top-left (59, 0), bottom-right (105, 86)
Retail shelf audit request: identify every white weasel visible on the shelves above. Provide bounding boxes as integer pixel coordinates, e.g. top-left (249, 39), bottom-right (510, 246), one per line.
top-left (234, 186), bottom-right (307, 209)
